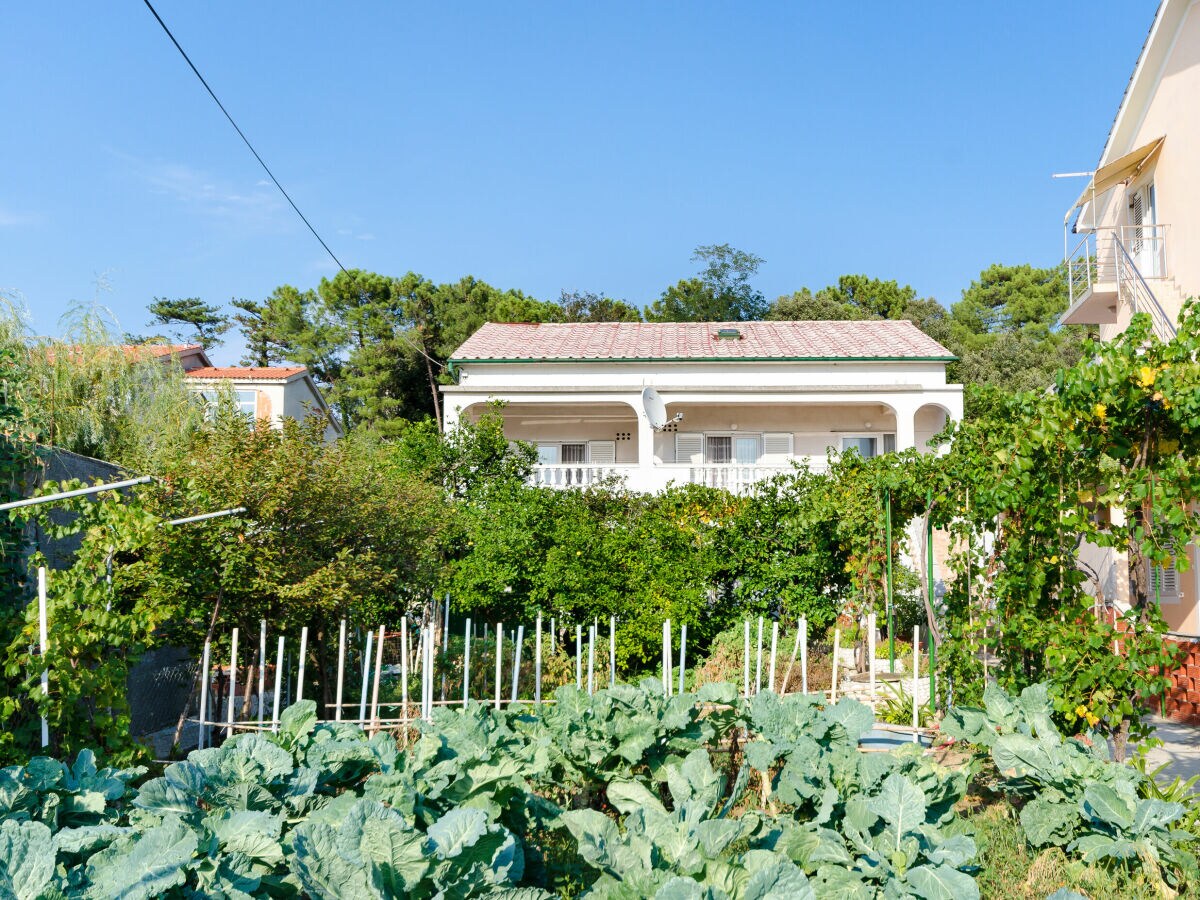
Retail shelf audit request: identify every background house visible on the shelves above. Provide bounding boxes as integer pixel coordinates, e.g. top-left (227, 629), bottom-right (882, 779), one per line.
top-left (442, 320), bottom-right (962, 494)
top-left (147, 344), bottom-right (342, 442)
top-left (1057, 0), bottom-right (1200, 719)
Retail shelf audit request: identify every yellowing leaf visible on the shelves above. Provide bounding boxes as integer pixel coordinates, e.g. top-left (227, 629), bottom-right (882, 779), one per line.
top-left (1137, 366), bottom-right (1157, 388)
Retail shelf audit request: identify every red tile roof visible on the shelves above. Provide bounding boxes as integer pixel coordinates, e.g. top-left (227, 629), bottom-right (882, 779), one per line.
top-left (142, 343), bottom-right (203, 357)
top-left (450, 321), bottom-right (955, 363)
top-left (185, 366), bottom-right (308, 380)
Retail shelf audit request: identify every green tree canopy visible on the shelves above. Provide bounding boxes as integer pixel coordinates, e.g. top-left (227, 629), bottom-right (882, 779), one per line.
top-left (556, 290), bottom-right (642, 323)
top-left (647, 244), bottom-right (767, 322)
top-left (146, 296), bottom-right (229, 348)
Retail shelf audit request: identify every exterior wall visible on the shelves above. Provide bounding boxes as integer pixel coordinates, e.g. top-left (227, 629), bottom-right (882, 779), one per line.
top-left (651, 403), bottom-right (897, 464)
top-left (462, 402), bottom-right (640, 464)
top-left (21, 449), bottom-right (124, 574)
top-left (454, 358), bottom-right (955, 392)
top-left (1087, 0), bottom-right (1200, 307)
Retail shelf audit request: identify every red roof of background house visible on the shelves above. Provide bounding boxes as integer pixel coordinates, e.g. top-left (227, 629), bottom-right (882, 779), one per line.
top-left (185, 366), bottom-right (308, 380)
top-left (450, 321), bottom-right (955, 362)
top-left (143, 343), bottom-right (203, 357)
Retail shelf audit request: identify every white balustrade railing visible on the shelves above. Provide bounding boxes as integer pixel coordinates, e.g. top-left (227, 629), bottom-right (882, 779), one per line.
top-left (530, 461), bottom-right (826, 494)
top-left (530, 464), bottom-right (627, 488)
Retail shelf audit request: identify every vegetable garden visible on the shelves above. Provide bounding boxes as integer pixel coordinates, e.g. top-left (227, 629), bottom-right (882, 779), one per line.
top-left (2, 680), bottom-right (1197, 899)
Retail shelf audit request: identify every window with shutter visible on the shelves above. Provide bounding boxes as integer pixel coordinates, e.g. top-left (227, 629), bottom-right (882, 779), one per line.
top-left (762, 432), bottom-right (793, 462)
top-left (587, 441), bottom-right (615, 464)
top-left (1152, 540), bottom-right (1182, 603)
top-left (675, 433), bottom-right (704, 465)
top-left (1130, 189), bottom-right (1145, 252)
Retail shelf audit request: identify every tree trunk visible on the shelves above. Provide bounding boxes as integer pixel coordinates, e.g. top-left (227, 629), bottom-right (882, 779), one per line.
top-left (171, 586), bottom-right (223, 751)
top-left (424, 352), bottom-right (442, 425)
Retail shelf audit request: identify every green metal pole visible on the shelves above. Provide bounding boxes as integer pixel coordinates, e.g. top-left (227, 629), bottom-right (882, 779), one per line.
top-left (926, 492), bottom-right (936, 711)
top-left (886, 490), bottom-right (895, 673)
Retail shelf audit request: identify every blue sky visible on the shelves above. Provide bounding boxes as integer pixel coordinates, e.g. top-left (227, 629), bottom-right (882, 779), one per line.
top-left (1, 2), bottom-right (1153, 362)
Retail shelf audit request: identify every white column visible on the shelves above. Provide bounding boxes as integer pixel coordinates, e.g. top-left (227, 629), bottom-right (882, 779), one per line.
top-left (635, 402), bottom-right (655, 490)
top-left (893, 400), bottom-right (917, 451)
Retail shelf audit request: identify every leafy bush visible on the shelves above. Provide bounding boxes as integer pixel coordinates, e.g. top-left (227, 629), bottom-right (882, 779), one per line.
top-left (943, 682), bottom-right (1199, 889)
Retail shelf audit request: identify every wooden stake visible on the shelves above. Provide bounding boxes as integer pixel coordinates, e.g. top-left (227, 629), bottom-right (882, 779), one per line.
top-left (296, 626), bottom-right (308, 703)
top-left (830, 627), bottom-right (839, 703)
top-left (370, 624), bottom-right (384, 733)
top-left (743, 619), bottom-right (751, 699)
top-left (359, 629), bottom-right (373, 724)
top-left (800, 617), bottom-right (808, 694)
top-left (587, 624), bottom-right (595, 695)
top-left (912, 625), bottom-right (920, 739)
top-left (463, 617), bottom-right (471, 707)
top-left (441, 594), bottom-right (449, 702)
top-left (37, 567), bottom-right (49, 748)
top-left (226, 627), bottom-right (239, 738)
top-left (534, 613), bottom-right (542, 706)
top-left (495, 622), bottom-right (503, 710)
top-left (609, 615), bottom-right (616, 688)
top-left (678, 622), bottom-right (687, 695)
top-left (511, 624), bottom-right (524, 703)
top-left (258, 620), bottom-right (267, 727)
top-left (198, 639), bottom-right (211, 749)
top-left (782, 620), bottom-right (801, 695)
top-left (272, 636), bottom-right (284, 733)
top-left (335, 619), bottom-right (347, 721)
top-left (663, 619), bottom-right (672, 697)
top-left (769, 620), bottom-right (779, 693)
top-left (868, 612), bottom-right (877, 698)
top-left (401, 618), bottom-right (410, 724)
top-left (575, 624), bottom-right (582, 688)
top-left (755, 616), bottom-right (764, 696)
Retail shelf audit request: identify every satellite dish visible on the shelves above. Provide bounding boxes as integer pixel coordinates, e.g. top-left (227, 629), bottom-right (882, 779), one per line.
top-left (642, 386), bottom-right (667, 430)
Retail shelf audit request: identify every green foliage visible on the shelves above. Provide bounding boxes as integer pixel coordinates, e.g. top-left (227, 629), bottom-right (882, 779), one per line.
top-left (0, 682), bottom-right (993, 898)
top-left (931, 307), bottom-right (1200, 745)
top-left (2, 489), bottom-right (174, 764)
top-left (14, 680), bottom-right (1200, 897)
top-left (556, 290), bottom-right (642, 323)
top-left (2, 304), bottom-right (206, 468)
top-left (146, 296), bottom-right (230, 348)
top-left (647, 244), bottom-right (767, 322)
top-left (943, 682), bottom-right (1198, 889)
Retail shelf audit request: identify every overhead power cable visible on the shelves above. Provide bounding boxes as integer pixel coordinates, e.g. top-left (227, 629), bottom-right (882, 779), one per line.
top-left (139, 0), bottom-right (445, 370)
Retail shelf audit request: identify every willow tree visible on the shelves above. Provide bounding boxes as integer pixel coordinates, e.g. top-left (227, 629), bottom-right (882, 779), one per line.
top-left (3, 304), bottom-right (205, 469)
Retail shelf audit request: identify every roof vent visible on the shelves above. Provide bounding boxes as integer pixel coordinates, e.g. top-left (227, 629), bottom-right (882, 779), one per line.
top-left (715, 327), bottom-right (742, 340)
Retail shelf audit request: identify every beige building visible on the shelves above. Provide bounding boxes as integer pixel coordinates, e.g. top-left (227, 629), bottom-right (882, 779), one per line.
top-left (1057, 0), bottom-right (1200, 713)
top-left (1059, 0), bottom-right (1200, 344)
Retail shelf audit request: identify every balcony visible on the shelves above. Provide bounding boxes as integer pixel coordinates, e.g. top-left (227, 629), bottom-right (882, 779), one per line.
top-left (530, 460), bottom-right (828, 494)
top-left (1062, 224), bottom-right (1175, 340)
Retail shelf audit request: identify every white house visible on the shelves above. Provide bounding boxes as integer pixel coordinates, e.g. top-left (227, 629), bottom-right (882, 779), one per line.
top-left (145, 344), bottom-right (342, 442)
top-left (441, 320), bottom-right (962, 493)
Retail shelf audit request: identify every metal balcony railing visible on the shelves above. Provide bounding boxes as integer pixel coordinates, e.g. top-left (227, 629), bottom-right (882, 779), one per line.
top-left (1065, 224), bottom-right (1174, 340)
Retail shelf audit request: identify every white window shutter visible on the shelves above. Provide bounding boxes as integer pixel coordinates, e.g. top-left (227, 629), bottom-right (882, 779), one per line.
top-left (675, 433), bottom-right (704, 465)
top-left (588, 440), bottom-right (616, 464)
top-left (762, 432), bottom-right (793, 462)
top-left (1153, 540), bottom-right (1182, 603)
